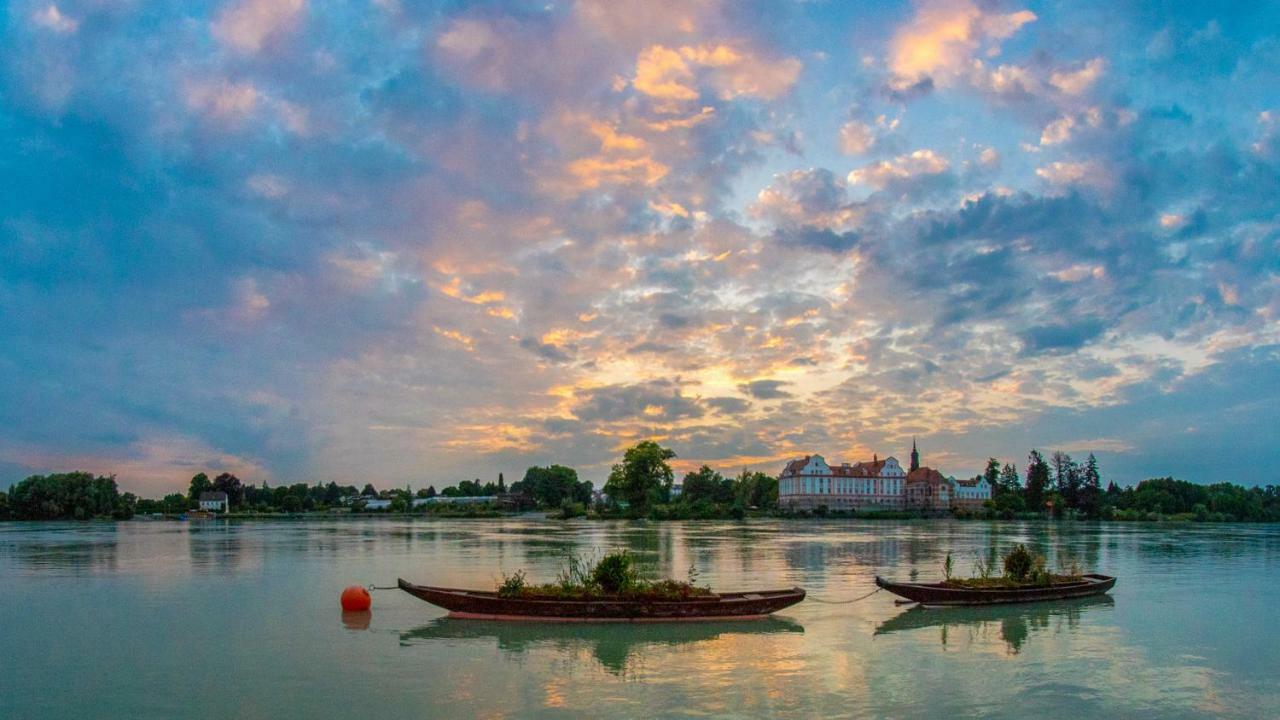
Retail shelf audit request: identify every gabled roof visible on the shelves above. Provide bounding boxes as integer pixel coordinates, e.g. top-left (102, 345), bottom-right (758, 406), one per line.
top-left (781, 456), bottom-right (812, 476)
top-left (199, 491), bottom-right (228, 501)
top-left (906, 467), bottom-right (948, 484)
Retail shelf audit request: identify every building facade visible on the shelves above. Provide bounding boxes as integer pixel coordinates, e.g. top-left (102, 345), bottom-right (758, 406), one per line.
top-left (779, 441), bottom-right (987, 512)
top-left (779, 454), bottom-right (908, 511)
top-left (198, 491), bottom-right (228, 513)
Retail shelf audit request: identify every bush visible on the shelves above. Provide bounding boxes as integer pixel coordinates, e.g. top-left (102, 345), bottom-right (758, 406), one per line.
top-left (1003, 544), bottom-right (1035, 581)
top-left (557, 500), bottom-right (586, 519)
top-left (590, 550), bottom-right (638, 594)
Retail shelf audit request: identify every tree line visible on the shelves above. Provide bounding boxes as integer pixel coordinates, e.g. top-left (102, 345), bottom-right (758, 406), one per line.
top-left (6, 444), bottom-right (1278, 522)
top-left (974, 450), bottom-right (1280, 521)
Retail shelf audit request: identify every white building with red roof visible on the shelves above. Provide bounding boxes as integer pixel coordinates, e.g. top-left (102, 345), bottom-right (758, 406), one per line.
top-left (779, 439), bottom-right (985, 512)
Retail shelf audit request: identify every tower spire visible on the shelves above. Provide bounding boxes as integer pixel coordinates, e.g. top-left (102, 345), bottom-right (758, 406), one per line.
top-left (910, 437), bottom-right (920, 472)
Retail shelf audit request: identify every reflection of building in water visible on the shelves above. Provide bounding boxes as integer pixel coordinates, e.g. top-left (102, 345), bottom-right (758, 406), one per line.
top-left (779, 439), bottom-right (990, 511)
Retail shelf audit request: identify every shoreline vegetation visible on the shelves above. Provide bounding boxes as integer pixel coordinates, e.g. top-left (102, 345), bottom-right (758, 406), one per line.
top-left (3, 441), bottom-right (1279, 523)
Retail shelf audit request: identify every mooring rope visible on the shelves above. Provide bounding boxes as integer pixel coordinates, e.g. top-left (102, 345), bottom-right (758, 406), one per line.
top-left (368, 583), bottom-right (400, 591)
top-left (806, 587), bottom-right (882, 604)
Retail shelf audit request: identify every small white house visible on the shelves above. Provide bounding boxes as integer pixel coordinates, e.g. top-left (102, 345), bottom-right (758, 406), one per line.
top-left (198, 491), bottom-right (229, 513)
top-left (362, 498), bottom-right (392, 510)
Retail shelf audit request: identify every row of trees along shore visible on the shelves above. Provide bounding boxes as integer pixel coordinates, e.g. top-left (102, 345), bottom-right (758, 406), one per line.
top-left (3, 443), bottom-right (1279, 521)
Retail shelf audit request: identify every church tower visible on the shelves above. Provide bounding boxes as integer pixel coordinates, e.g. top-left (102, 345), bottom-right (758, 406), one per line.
top-left (910, 437), bottom-right (920, 472)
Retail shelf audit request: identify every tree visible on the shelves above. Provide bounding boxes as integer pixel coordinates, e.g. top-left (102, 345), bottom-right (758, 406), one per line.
top-left (680, 466), bottom-right (734, 504)
top-left (983, 458), bottom-right (1001, 490)
top-left (1080, 453), bottom-right (1102, 517)
top-left (998, 463), bottom-right (1021, 495)
top-left (513, 465), bottom-right (587, 507)
top-left (1025, 450), bottom-right (1050, 511)
top-left (212, 473), bottom-right (244, 507)
top-left (425, 485), bottom-right (437, 498)
top-left (188, 473), bottom-right (212, 507)
top-left (1052, 452), bottom-right (1079, 510)
top-left (497, 473), bottom-right (505, 493)
top-left (361, 483), bottom-right (377, 497)
top-left (7, 472), bottom-right (128, 520)
top-left (735, 470), bottom-right (779, 510)
top-left (604, 441), bottom-right (675, 513)
top-left (161, 493), bottom-right (188, 514)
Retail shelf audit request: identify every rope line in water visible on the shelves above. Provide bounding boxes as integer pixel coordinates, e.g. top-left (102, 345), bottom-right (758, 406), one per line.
top-left (368, 584), bottom-right (399, 591)
top-left (806, 587), bottom-right (882, 604)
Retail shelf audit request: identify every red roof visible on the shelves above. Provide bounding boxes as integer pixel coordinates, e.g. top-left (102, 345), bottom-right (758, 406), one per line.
top-left (906, 467), bottom-right (948, 485)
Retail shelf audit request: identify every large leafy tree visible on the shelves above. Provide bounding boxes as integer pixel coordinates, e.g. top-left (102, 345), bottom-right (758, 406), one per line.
top-left (188, 473), bottom-right (212, 507)
top-left (513, 465), bottom-right (588, 507)
top-left (604, 441), bottom-right (675, 512)
top-left (8, 472), bottom-right (130, 520)
top-left (735, 470), bottom-right (779, 510)
top-left (680, 465), bottom-right (734, 504)
top-left (212, 473), bottom-right (244, 507)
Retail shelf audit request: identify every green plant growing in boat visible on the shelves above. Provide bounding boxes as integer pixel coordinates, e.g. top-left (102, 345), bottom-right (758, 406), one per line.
top-left (941, 544), bottom-right (1084, 589)
top-left (496, 549), bottom-right (713, 600)
top-left (943, 552), bottom-right (954, 581)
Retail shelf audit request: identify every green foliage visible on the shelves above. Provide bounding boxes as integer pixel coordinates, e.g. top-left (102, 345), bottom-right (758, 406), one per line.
top-left (604, 441), bottom-right (676, 514)
top-left (556, 500), bottom-right (586, 519)
top-left (1025, 451), bottom-right (1049, 511)
top-left (943, 551), bottom-right (954, 581)
top-left (7, 472), bottom-right (133, 520)
top-left (188, 473), bottom-right (212, 508)
top-left (497, 549), bottom-right (712, 600)
top-left (513, 465), bottom-right (590, 508)
top-left (497, 570), bottom-right (527, 598)
top-left (680, 465), bottom-right (735, 504)
top-left (1003, 544), bottom-right (1036, 581)
top-left (590, 550), bottom-right (639, 594)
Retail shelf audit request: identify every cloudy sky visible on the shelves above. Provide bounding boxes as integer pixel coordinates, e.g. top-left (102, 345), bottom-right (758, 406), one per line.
top-left (3, 0), bottom-right (1278, 495)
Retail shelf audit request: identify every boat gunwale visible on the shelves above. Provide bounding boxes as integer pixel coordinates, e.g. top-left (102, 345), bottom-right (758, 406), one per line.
top-left (398, 579), bottom-right (804, 605)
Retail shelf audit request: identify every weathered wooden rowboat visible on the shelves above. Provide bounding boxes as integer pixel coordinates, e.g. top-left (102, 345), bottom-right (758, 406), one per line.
top-left (874, 573), bottom-right (1116, 606)
top-left (398, 578), bottom-right (806, 621)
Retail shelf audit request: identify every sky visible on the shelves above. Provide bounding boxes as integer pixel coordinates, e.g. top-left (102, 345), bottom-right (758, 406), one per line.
top-left (2, 0), bottom-right (1279, 496)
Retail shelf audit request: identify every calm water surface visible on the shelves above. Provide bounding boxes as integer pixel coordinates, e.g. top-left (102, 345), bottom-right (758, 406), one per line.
top-left (1, 519), bottom-right (1276, 719)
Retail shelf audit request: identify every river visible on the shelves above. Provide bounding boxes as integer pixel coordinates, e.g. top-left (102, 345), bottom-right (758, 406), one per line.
top-left (1, 518), bottom-right (1275, 719)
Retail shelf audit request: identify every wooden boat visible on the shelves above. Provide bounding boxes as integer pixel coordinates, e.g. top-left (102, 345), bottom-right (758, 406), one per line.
top-left (874, 573), bottom-right (1115, 606)
top-left (397, 578), bottom-right (805, 621)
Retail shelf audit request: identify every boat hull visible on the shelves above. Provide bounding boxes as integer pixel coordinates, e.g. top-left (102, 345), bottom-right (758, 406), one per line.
top-left (398, 579), bottom-right (805, 621)
top-left (874, 573), bottom-right (1116, 606)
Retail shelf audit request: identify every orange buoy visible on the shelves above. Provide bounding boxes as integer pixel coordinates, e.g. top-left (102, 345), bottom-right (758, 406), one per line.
top-left (340, 585), bottom-right (372, 612)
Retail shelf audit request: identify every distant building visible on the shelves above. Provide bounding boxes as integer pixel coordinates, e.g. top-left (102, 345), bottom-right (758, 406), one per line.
top-left (779, 439), bottom-right (971, 513)
top-left (423, 496), bottom-right (494, 505)
top-left (905, 467), bottom-right (952, 511)
top-left (952, 476), bottom-right (993, 509)
top-left (778, 453), bottom-right (907, 511)
top-left (198, 491), bottom-right (228, 513)
top-left (362, 498), bottom-right (392, 510)
top-left (670, 483), bottom-right (683, 498)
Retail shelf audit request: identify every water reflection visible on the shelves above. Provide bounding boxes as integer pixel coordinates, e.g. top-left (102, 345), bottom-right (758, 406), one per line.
top-left (875, 595), bottom-right (1115, 654)
top-left (341, 610), bottom-right (372, 631)
top-left (400, 617), bottom-right (804, 675)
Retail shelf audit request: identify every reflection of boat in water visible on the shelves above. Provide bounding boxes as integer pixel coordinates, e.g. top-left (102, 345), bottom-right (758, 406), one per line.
top-left (400, 616), bottom-right (804, 675)
top-left (875, 573), bottom-right (1115, 605)
top-left (874, 595), bottom-right (1114, 653)
top-left (398, 578), bottom-right (805, 621)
